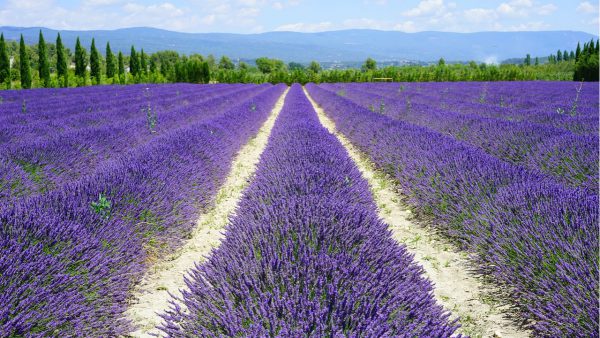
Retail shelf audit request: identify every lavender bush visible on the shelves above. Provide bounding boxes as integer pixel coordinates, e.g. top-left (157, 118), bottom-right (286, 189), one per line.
top-left (160, 84), bottom-right (459, 337)
top-left (0, 84), bottom-right (286, 336)
top-left (306, 82), bottom-right (599, 337)
top-left (319, 82), bottom-right (599, 193)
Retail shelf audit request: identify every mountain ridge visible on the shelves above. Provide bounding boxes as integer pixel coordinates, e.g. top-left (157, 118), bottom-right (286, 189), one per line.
top-left (1, 26), bottom-right (596, 63)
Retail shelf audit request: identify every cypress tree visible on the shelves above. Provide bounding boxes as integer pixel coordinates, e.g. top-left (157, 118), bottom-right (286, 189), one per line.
top-left (105, 42), bottom-right (115, 78)
top-left (556, 50), bottom-right (562, 62)
top-left (202, 61), bottom-right (210, 83)
top-left (563, 50), bottom-right (569, 61)
top-left (74, 37), bottom-right (87, 79)
top-left (19, 35), bottom-right (32, 89)
top-left (140, 49), bottom-right (147, 75)
top-left (0, 33), bottom-right (10, 87)
top-left (524, 54), bottom-right (531, 66)
top-left (149, 58), bottom-right (157, 74)
top-left (534, 57), bottom-right (539, 66)
top-left (129, 46), bottom-right (138, 76)
top-left (56, 33), bottom-right (67, 85)
top-left (569, 51), bottom-right (575, 60)
top-left (575, 42), bottom-right (581, 61)
top-left (90, 38), bottom-right (100, 84)
top-left (38, 30), bottom-right (51, 87)
top-left (118, 51), bottom-right (125, 84)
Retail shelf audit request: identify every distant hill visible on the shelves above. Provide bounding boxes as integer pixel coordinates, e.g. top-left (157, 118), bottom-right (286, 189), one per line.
top-left (1, 26), bottom-right (596, 63)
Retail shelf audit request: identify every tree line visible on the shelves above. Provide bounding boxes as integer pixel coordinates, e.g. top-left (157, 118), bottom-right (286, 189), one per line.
top-left (0, 31), bottom-right (596, 90)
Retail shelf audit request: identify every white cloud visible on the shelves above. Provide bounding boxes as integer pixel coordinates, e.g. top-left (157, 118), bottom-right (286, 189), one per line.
top-left (402, 0), bottom-right (445, 17)
top-left (577, 1), bottom-right (598, 13)
top-left (538, 4), bottom-right (557, 15)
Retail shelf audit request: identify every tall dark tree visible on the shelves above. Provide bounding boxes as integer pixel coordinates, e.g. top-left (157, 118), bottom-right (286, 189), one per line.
top-left (19, 35), bottom-right (32, 89)
top-left (575, 42), bottom-right (581, 61)
top-left (140, 49), bottom-right (147, 75)
top-left (202, 61), bottom-right (210, 83)
top-left (74, 37), bottom-right (87, 79)
top-left (149, 58), bottom-right (157, 73)
top-left (0, 33), bottom-right (10, 87)
top-left (534, 57), bottom-right (539, 66)
top-left (129, 46), bottom-right (139, 76)
top-left (56, 33), bottom-right (68, 86)
top-left (105, 42), bottom-right (115, 78)
top-left (118, 51), bottom-right (125, 83)
top-left (38, 30), bottom-right (51, 87)
top-left (556, 50), bottom-right (562, 62)
top-left (90, 38), bottom-right (101, 84)
top-left (574, 39), bottom-right (599, 81)
top-left (563, 50), bottom-right (569, 61)
top-left (524, 54), bottom-right (531, 66)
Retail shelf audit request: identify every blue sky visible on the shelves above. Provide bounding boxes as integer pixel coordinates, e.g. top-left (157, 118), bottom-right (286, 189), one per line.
top-left (1, 0), bottom-right (598, 34)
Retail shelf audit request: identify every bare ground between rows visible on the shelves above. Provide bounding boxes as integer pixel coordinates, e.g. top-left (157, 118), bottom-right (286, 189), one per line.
top-left (303, 87), bottom-right (530, 338)
top-left (124, 88), bottom-right (289, 338)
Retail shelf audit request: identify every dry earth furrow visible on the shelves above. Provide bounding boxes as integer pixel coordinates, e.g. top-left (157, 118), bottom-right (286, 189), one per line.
top-left (304, 87), bottom-right (528, 338)
top-left (125, 88), bottom-right (289, 337)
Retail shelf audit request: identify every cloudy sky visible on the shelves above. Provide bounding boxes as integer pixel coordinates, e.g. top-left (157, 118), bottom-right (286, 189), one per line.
top-left (1, 0), bottom-right (598, 34)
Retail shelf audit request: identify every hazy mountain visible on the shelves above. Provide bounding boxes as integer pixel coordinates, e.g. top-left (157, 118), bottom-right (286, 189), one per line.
top-left (1, 26), bottom-right (596, 63)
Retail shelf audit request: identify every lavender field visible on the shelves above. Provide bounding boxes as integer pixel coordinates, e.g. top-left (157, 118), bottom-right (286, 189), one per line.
top-left (0, 81), bottom-right (598, 337)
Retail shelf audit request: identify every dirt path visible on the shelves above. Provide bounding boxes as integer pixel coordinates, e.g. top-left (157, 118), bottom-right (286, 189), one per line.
top-left (125, 88), bottom-right (289, 337)
top-left (304, 87), bottom-right (528, 338)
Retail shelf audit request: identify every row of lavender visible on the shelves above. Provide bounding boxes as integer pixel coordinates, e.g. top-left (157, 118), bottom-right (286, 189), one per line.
top-left (0, 84), bottom-right (269, 200)
top-left (335, 81), bottom-right (599, 134)
top-left (160, 84), bottom-right (459, 337)
top-left (320, 82), bottom-right (598, 193)
top-left (306, 83), bottom-right (598, 337)
top-left (0, 84), bottom-right (286, 336)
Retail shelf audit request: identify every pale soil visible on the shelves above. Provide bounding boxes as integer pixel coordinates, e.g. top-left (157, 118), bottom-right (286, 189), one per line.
top-left (125, 88), bottom-right (289, 337)
top-left (304, 87), bottom-right (529, 338)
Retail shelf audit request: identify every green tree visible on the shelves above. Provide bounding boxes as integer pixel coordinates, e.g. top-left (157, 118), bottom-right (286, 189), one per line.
top-left (74, 37), bottom-right (87, 80)
top-left (19, 35), bottom-right (32, 89)
top-left (575, 42), bottom-right (581, 61)
top-left (219, 56), bottom-right (235, 70)
top-left (202, 61), bottom-right (210, 83)
top-left (90, 38), bottom-right (101, 84)
top-left (140, 49), bottom-right (147, 75)
top-left (129, 46), bottom-right (139, 77)
top-left (362, 57), bottom-right (377, 71)
top-left (56, 33), bottom-right (68, 86)
top-left (149, 58), bottom-right (157, 73)
top-left (118, 51), bottom-right (125, 84)
top-left (38, 30), bottom-right (51, 87)
top-left (574, 39), bottom-right (599, 81)
top-left (255, 57), bottom-right (285, 73)
top-left (534, 57), bottom-right (539, 66)
top-left (524, 54), bottom-right (531, 66)
top-left (105, 42), bottom-right (115, 78)
top-left (308, 61), bottom-right (322, 73)
top-left (288, 62), bottom-right (305, 71)
top-left (556, 50), bottom-right (562, 62)
top-left (0, 33), bottom-right (10, 87)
